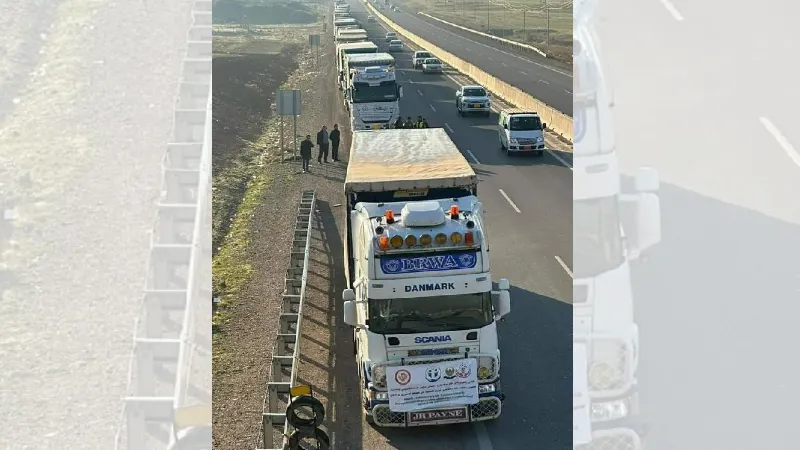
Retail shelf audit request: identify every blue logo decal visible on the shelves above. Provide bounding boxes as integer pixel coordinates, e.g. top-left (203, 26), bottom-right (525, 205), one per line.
top-left (414, 335), bottom-right (453, 344)
top-left (380, 251), bottom-right (477, 274)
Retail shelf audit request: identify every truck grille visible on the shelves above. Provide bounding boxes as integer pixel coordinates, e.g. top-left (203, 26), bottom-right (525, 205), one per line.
top-left (371, 398), bottom-right (501, 427)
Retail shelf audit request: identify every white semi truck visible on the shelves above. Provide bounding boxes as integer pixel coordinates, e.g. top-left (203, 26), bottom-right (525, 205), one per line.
top-left (333, 17), bottom-right (358, 36)
top-left (573, 14), bottom-right (660, 450)
top-left (336, 28), bottom-right (368, 43)
top-left (342, 53), bottom-right (401, 130)
top-left (336, 41), bottom-right (379, 75)
top-left (341, 128), bottom-right (511, 427)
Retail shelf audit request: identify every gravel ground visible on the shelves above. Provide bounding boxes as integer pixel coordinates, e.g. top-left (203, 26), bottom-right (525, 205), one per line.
top-left (211, 24), bottom-right (347, 450)
top-left (0, 0), bottom-right (194, 447)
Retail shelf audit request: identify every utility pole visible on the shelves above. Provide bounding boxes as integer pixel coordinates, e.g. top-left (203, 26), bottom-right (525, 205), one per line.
top-left (545, 1), bottom-right (550, 47)
top-left (486, 0), bottom-right (490, 33)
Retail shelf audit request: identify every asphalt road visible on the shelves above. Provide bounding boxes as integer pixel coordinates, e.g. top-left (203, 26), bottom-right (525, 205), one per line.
top-left (351, 0), bottom-right (574, 116)
top-left (340, 16), bottom-right (574, 450)
top-left (591, 0), bottom-right (800, 448)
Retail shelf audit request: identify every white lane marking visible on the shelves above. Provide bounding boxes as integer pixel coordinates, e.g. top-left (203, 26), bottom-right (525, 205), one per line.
top-left (473, 422), bottom-right (495, 450)
top-left (520, 70), bottom-right (528, 76)
top-left (565, 89), bottom-right (572, 94)
top-left (555, 255), bottom-right (573, 278)
top-left (409, 78), bottom-right (414, 84)
top-left (487, 57), bottom-right (494, 61)
top-left (444, 122), bottom-right (455, 134)
top-left (429, 104), bottom-right (436, 112)
top-left (466, 47), bottom-right (472, 51)
top-left (501, 62), bottom-right (508, 67)
top-left (465, 149), bottom-right (481, 164)
top-left (538, 79), bottom-right (550, 85)
top-left (498, 189), bottom-right (521, 213)
top-left (760, 117), bottom-right (800, 168)
top-left (417, 89), bottom-right (423, 96)
top-left (658, 0), bottom-right (685, 21)
top-left (546, 149), bottom-right (573, 169)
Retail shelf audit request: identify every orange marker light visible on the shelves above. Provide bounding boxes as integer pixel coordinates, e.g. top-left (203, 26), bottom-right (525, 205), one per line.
top-left (464, 231), bottom-right (474, 246)
top-left (385, 210), bottom-right (395, 223)
top-left (405, 235), bottom-right (418, 247)
top-left (379, 236), bottom-right (389, 250)
top-left (450, 232), bottom-right (463, 244)
top-left (434, 233), bottom-right (448, 245)
top-left (450, 205), bottom-right (460, 218)
top-left (390, 235), bottom-right (403, 249)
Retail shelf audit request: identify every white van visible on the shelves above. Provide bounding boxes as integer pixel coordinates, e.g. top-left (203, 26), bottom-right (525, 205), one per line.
top-left (497, 109), bottom-right (547, 156)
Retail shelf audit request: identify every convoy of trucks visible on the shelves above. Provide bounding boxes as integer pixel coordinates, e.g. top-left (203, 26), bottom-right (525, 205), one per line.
top-left (341, 128), bottom-right (511, 427)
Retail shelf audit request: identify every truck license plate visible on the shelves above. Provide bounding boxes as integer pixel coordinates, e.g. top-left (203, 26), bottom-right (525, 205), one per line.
top-left (521, 146), bottom-right (531, 150)
top-left (408, 407), bottom-right (467, 424)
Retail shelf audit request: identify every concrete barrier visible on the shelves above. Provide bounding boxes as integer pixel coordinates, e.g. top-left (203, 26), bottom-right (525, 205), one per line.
top-left (366, 2), bottom-right (573, 142)
top-left (417, 12), bottom-right (547, 58)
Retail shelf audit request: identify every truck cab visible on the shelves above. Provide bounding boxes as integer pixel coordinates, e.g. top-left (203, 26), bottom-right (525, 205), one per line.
top-left (342, 129), bottom-right (511, 428)
top-left (497, 109), bottom-right (546, 156)
top-left (342, 53), bottom-right (402, 130)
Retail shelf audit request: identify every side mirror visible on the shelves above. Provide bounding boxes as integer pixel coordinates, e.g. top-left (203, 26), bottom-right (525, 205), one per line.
top-left (343, 296), bottom-right (358, 328)
top-left (497, 278), bottom-right (510, 290)
top-left (496, 290), bottom-right (511, 319)
top-left (542, 122), bottom-right (547, 129)
top-left (634, 167), bottom-right (659, 193)
top-left (343, 288), bottom-right (356, 302)
top-left (398, 85), bottom-right (404, 98)
top-left (621, 190), bottom-right (661, 260)
top-left (503, 124), bottom-right (507, 129)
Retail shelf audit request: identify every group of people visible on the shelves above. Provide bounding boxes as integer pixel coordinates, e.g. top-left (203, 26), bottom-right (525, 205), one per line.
top-left (394, 115), bottom-right (429, 129)
top-left (297, 116), bottom-right (428, 174)
top-left (299, 124), bottom-right (341, 173)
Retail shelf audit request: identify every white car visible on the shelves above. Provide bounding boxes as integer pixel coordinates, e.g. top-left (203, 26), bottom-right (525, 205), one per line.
top-left (421, 58), bottom-right (443, 73)
top-left (497, 109), bottom-right (547, 156)
top-left (385, 32), bottom-right (397, 42)
top-left (412, 50), bottom-right (433, 68)
top-left (455, 85), bottom-right (491, 116)
top-left (388, 39), bottom-right (403, 52)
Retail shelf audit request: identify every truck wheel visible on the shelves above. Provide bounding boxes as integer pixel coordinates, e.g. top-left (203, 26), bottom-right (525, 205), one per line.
top-left (537, 150), bottom-right (544, 156)
top-left (352, 330), bottom-right (358, 355)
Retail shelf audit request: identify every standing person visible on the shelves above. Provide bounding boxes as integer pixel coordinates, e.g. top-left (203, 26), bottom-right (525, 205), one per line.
top-left (394, 117), bottom-right (403, 129)
top-left (316, 125), bottom-right (329, 163)
top-left (421, 117), bottom-right (429, 128)
top-left (330, 124), bottom-right (341, 162)
top-left (416, 115), bottom-right (424, 128)
top-left (300, 134), bottom-right (314, 173)
top-left (404, 116), bottom-right (414, 129)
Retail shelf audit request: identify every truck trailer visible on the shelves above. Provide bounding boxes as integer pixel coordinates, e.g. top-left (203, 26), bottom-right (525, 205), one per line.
top-left (341, 128), bottom-right (511, 427)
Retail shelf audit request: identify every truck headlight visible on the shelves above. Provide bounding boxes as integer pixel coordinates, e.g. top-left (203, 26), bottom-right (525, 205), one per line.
top-left (370, 391), bottom-right (389, 400)
top-left (591, 399), bottom-right (628, 421)
top-left (372, 365), bottom-right (387, 386)
top-left (477, 357), bottom-right (496, 380)
top-left (536, 136), bottom-right (543, 142)
top-left (509, 138), bottom-right (518, 144)
top-left (478, 383), bottom-right (496, 394)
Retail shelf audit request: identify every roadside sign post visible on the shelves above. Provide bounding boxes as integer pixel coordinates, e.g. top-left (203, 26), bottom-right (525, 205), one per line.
top-left (309, 34), bottom-right (321, 65)
top-left (276, 89), bottom-right (302, 162)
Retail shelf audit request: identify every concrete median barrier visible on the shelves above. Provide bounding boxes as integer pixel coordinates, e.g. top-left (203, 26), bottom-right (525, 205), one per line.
top-left (366, 2), bottom-right (573, 143)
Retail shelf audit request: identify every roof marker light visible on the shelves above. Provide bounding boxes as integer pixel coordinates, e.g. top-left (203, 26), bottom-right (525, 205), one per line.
top-left (385, 210), bottom-right (396, 224)
top-left (420, 234), bottom-right (432, 246)
top-left (450, 232), bottom-right (463, 244)
top-left (405, 235), bottom-right (417, 247)
top-left (449, 205), bottom-right (460, 219)
top-left (390, 235), bottom-right (403, 249)
top-left (464, 231), bottom-right (474, 246)
top-left (434, 233), bottom-right (448, 245)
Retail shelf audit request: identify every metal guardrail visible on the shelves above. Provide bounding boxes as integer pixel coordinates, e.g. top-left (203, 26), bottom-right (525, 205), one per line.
top-left (417, 12), bottom-right (548, 58)
top-left (258, 190), bottom-right (317, 450)
top-left (114, 1), bottom-right (212, 448)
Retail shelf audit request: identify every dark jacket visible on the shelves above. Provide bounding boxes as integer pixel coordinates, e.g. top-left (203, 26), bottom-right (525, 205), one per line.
top-left (329, 128), bottom-right (341, 143)
top-left (394, 119), bottom-right (403, 129)
top-left (316, 129), bottom-right (329, 146)
top-left (300, 140), bottom-right (313, 159)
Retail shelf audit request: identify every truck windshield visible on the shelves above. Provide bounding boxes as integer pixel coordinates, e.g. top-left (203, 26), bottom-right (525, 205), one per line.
top-left (368, 293), bottom-right (493, 334)
top-left (509, 116), bottom-right (542, 131)
top-left (352, 81), bottom-right (397, 103)
top-left (573, 196), bottom-right (624, 278)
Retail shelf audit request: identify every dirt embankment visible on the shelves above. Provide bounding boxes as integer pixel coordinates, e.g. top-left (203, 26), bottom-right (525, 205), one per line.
top-left (211, 38), bottom-right (299, 252)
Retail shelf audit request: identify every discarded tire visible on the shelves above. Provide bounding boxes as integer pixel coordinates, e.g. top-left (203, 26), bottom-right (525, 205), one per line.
top-left (288, 424), bottom-right (331, 450)
top-left (286, 395), bottom-right (326, 429)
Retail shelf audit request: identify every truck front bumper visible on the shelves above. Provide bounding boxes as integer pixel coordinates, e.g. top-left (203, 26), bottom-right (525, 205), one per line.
top-left (367, 385), bottom-right (504, 427)
top-left (578, 388), bottom-right (645, 450)
top-left (353, 121), bottom-right (392, 131)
